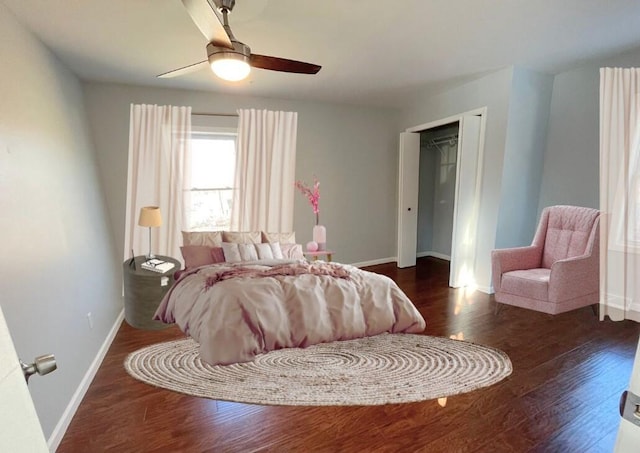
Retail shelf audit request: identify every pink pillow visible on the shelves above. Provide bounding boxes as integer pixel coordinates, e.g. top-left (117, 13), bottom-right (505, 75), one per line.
top-left (180, 245), bottom-right (216, 268)
top-left (180, 245), bottom-right (226, 269)
top-left (210, 247), bottom-right (225, 263)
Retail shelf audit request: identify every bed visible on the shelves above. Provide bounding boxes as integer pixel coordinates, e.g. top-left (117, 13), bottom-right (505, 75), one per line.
top-left (153, 231), bottom-right (426, 365)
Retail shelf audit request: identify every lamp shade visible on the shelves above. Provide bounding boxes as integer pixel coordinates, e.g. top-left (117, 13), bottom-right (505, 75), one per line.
top-left (138, 206), bottom-right (162, 227)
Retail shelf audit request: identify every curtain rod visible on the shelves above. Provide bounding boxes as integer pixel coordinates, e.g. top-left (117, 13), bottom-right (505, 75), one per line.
top-left (191, 112), bottom-right (239, 117)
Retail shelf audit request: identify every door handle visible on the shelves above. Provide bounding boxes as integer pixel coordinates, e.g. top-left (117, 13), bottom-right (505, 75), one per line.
top-left (620, 390), bottom-right (640, 427)
top-left (20, 354), bottom-right (57, 383)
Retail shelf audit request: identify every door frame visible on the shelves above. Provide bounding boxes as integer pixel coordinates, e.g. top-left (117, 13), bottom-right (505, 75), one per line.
top-left (399, 107), bottom-right (487, 287)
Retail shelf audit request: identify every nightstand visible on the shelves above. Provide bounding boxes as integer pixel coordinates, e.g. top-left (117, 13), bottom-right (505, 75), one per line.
top-left (304, 250), bottom-right (335, 262)
top-left (122, 255), bottom-right (180, 330)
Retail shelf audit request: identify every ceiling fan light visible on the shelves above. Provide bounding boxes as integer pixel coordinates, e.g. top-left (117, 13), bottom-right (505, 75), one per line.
top-left (210, 55), bottom-right (251, 82)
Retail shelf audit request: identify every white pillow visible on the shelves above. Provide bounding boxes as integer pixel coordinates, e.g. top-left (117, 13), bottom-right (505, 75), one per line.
top-left (281, 243), bottom-right (304, 260)
top-left (254, 243), bottom-right (274, 260)
top-left (270, 242), bottom-right (284, 259)
top-left (238, 243), bottom-right (258, 261)
top-left (255, 242), bottom-right (284, 260)
top-left (222, 242), bottom-right (281, 263)
top-left (221, 242), bottom-right (242, 263)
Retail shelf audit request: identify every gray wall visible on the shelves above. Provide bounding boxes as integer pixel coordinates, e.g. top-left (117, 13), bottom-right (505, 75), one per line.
top-left (495, 67), bottom-right (554, 248)
top-left (538, 66), bottom-right (600, 211)
top-left (83, 82), bottom-right (401, 265)
top-left (399, 67), bottom-right (514, 290)
top-left (417, 139), bottom-right (436, 254)
top-left (0, 5), bottom-right (122, 440)
top-left (538, 47), bottom-right (640, 213)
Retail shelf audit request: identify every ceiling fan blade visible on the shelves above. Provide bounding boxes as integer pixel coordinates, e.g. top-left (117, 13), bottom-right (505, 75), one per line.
top-left (250, 54), bottom-right (321, 74)
top-left (157, 60), bottom-right (208, 78)
top-left (181, 0), bottom-right (232, 48)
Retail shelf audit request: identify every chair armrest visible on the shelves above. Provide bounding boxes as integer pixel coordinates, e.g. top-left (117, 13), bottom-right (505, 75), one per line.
top-left (491, 246), bottom-right (542, 292)
top-left (549, 252), bottom-right (598, 302)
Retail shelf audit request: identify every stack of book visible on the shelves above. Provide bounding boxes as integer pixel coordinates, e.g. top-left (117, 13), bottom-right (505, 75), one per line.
top-left (141, 258), bottom-right (175, 274)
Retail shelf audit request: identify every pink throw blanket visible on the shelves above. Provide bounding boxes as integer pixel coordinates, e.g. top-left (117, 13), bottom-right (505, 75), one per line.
top-left (204, 262), bottom-right (350, 289)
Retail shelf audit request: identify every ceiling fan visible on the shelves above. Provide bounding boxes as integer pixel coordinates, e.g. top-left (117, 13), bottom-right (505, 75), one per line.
top-left (158, 0), bottom-right (321, 82)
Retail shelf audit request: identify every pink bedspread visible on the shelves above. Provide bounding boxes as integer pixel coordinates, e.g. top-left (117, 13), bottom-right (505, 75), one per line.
top-left (154, 261), bottom-right (426, 365)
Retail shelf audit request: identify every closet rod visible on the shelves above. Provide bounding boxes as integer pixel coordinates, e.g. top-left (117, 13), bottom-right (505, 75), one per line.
top-left (427, 134), bottom-right (458, 146)
top-left (191, 112), bottom-right (239, 117)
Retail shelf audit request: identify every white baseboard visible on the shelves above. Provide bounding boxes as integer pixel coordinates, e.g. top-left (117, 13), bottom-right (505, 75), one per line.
top-left (476, 285), bottom-right (493, 295)
top-left (350, 257), bottom-right (397, 268)
top-left (417, 251), bottom-right (451, 261)
top-left (351, 252), bottom-right (453, 268)
top-left (48, 309), bottom-right (124, 452)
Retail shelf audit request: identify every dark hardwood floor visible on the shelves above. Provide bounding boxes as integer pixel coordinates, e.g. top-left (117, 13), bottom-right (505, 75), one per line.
top-left (58, 257), bottom-right (640, 452)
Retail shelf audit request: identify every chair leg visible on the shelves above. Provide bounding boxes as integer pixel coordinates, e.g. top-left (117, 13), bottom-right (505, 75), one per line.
top-left (591, 303), bottom-right (598, 317)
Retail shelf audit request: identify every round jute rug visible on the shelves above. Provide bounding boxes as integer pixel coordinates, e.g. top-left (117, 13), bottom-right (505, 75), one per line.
top-left (124, 333), bottom-right (512, 406)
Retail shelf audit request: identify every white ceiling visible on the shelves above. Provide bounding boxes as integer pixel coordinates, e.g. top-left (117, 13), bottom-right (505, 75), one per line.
top-left (4, 0), bottom-right (640, 108)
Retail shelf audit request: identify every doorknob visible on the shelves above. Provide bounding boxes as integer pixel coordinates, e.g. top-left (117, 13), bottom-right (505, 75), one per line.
top-left (20, 354), bottom-right (57, 383)
top-left (620, 390), bottom-right (640, 427)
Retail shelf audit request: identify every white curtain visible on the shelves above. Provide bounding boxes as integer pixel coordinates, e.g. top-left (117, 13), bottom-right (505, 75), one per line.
top-left (124, 104), bottom-right (192, 261)
top-left (230, 109), bottom-right (297, 232)
top-left (599, 67), bottom-right (640, 322)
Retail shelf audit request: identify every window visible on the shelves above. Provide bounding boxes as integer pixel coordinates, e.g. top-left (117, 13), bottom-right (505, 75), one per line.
top-left (187, 131), bottom-right (236, 231)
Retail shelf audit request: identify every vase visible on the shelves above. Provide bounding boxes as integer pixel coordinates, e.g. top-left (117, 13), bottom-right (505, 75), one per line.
top-left (313, 224), bottom-right (326, 251)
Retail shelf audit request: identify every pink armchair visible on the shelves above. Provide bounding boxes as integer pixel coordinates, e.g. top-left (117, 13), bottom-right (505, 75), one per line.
top-left (491, 205), bottom-right (600, 315)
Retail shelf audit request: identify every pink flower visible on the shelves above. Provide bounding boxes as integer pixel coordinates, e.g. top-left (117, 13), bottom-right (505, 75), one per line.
top-left (295, 178), bottom-right (320, 220)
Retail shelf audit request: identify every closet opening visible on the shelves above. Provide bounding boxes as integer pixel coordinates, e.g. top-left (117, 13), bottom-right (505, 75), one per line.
top-left (397, 108), bottom-right (486, 288)
top-left (417, 122), bottom-right (459, 262)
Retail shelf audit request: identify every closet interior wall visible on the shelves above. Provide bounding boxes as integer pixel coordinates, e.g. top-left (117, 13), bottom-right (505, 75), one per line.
top-left (417, 122), bottom-right (460, 260)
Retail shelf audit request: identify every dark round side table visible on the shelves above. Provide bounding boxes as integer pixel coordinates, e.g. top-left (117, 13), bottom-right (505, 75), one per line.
top-left (122, 255), bottom-right (180, 330)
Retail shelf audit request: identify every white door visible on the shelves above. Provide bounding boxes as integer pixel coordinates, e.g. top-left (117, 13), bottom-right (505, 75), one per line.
top-left (449, 115), bottom-right (482, 288)
top-left (397, 132), bottom-right (421, 268)
top-left (615, 335), bottom-right (640, 451)
top-left (0, 306), bottom-right (49, 452)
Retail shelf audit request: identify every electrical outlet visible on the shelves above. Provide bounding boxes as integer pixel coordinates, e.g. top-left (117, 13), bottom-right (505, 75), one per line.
top-left (87, 312), bottom-right (93, 330)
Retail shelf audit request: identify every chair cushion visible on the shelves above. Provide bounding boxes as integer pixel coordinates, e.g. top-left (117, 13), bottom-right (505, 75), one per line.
top-left (500, 268), bottom-right (551, 301)
top-left (542, 206), bottom-right (599, 268)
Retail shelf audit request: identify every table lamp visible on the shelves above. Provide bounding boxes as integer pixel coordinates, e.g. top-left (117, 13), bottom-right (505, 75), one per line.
top-left (138, 206), bottom-right (162, 259)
